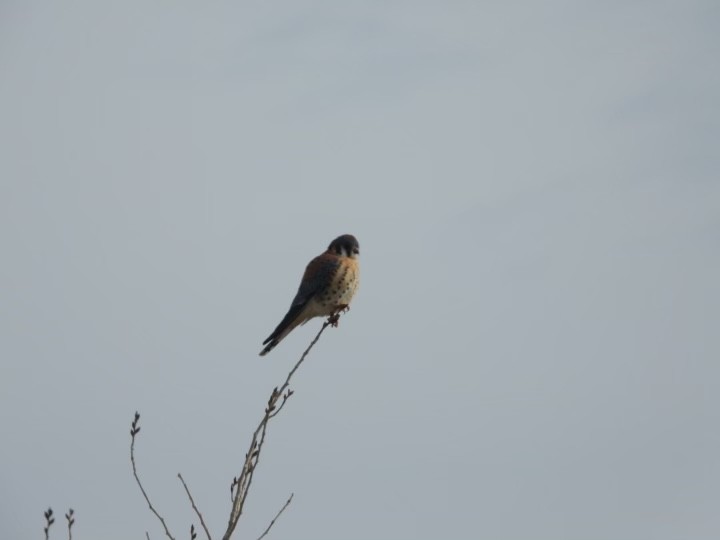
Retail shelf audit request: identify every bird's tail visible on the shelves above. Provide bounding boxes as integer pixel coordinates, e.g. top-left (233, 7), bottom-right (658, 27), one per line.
top-left (259, 304), bottom-right (306, 356)
top-left (259, 339), bottom-right (281, 356)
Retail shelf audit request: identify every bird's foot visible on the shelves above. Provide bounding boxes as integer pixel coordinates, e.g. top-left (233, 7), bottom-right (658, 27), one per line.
top-left (327, 305), bottom-right (350, 327)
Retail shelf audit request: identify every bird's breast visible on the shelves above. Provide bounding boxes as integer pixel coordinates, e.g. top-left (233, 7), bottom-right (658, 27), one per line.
top-left (315, 258), bottom-right (359, 310)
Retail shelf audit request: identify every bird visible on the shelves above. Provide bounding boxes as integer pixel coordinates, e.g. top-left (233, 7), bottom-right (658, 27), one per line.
top-left (259, 234), bottom-right (360, 356)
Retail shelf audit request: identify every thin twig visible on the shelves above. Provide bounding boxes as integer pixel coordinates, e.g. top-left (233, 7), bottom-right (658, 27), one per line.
top-left (221, 316), bottom-right (338, 540)
top-left (178, 474), bottom-right (212, 540)
top-left (65, 509), bottom-right (75, 540)
top-left (130, 412), bottom-right (176, 540)
top-left (268, 389), bottom-right (294, 419)
top-left (44, 508), bottom-right (54, 540)
top-left (256, 493), bottom-right (294, 540)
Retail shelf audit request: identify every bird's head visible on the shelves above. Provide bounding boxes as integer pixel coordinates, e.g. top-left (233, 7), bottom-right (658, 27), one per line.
top-left (328, 234), bottom-right (360, 259)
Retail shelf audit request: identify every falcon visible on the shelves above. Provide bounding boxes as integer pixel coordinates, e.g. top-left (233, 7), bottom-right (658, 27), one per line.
top-left (259, 234), bottom-right (360, 356)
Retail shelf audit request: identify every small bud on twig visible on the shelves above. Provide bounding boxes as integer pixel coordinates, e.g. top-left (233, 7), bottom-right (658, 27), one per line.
top-left (131, 411), bottom-right (141, 437)
top-left (43, 508), bottom-right (54, 539)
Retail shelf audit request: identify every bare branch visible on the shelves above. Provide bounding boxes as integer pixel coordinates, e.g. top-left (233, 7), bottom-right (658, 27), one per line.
top-left (130, 412), bottom-right (176, 540)
top-left (65, 509), bottom-right (75, 540)
top-left (44, 508), bottom-right (54, 540)
top-left (221, 315), bottom-right (339, 540)
top-left (178, 474), bottom-right (212, 540)
top-left (268, 389), bottom-right (294, 419)
top-left (256, 494), bottom-right (294, 540)
top-left (146, 532), bottom-right (151, 540)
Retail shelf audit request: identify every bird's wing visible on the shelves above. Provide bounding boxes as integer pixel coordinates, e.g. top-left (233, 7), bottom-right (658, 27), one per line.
top-left (261, 253), bottom-right (339, 347)
top-left (290, 253), bottom-right (340, 308)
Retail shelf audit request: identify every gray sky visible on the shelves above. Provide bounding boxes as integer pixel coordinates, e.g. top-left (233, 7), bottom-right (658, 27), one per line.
top-left (1, 1), bottom-right (719, 539)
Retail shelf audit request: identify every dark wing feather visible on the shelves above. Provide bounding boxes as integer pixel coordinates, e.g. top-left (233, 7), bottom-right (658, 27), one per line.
top-left (261, 303), bottom-right (305, 346)
top-left (261, 253), bottom-right (339, 346)
top-left (289, 253), bottom-right (340, 308)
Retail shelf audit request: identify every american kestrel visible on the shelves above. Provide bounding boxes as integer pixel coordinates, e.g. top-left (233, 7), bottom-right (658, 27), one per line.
top-left (259, 234), bottom-right (360, 356)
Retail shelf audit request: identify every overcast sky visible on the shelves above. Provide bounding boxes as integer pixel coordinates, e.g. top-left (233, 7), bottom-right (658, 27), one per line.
top-left (1, 1), bottom-right (719, 539)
